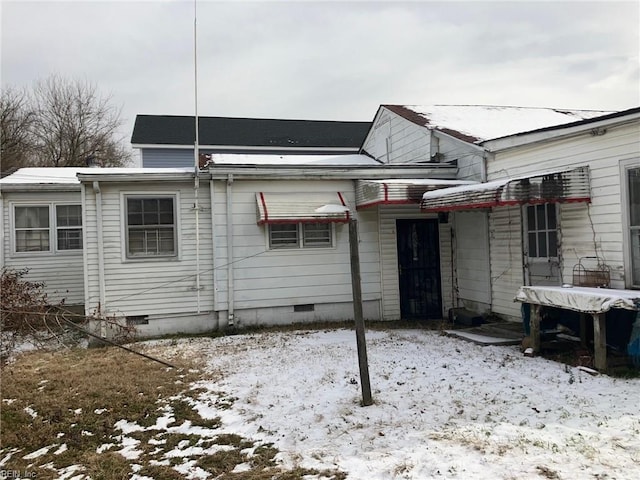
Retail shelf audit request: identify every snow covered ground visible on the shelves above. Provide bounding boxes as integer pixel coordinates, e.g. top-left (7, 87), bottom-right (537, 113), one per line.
top-left (149, 328), bottom-right (640, 479)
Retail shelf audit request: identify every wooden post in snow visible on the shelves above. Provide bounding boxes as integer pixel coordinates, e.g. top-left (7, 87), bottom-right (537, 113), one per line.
top-left (348, 218), bottom-right (373, 406)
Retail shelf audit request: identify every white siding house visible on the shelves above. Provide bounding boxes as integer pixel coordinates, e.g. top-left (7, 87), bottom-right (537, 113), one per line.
top-left (70, 157), bottom-right (461, 336)
top-left (0, 169), bottom-right (84, 306)
top-left (482, 109), bottom-right (640, 320)
top-left (421, 107), bottom-right (640, 321)
top-left (79, 169), bottom-right (216, 336)
top-left (4, 105), bottom-right (636, 341)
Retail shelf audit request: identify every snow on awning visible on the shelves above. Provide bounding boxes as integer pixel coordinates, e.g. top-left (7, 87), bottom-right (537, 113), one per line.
top-left (256, 192), bottom-right (350, 225)
top-left (420, 166), bottom-right (591, 213)
top-left (356, 179), bottom-right (477, 209)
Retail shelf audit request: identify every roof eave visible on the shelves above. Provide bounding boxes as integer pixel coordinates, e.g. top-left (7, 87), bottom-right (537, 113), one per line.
top-left (483, 109), bottom-right (640, 152)
top-left (208, 163), bottom-right (458, 180)
top-left (77, 172), bottom-right (198, 183)
top-left (0, 184), bottom-right (81, 192)
top-left (132, 143), bottom-right (361, 152)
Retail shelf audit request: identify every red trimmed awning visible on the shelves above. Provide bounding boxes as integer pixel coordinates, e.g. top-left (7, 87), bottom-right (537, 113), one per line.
top-left (256, 192), bottom-right (350, 225)
top-left (355, 179), bottom-right (477, 209)
top-left (420, 166), bottom-right (591, 213)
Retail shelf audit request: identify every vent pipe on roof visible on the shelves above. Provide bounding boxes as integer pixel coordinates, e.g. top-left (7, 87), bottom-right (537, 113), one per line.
top-left (85, 155), bottom-right (101, 168)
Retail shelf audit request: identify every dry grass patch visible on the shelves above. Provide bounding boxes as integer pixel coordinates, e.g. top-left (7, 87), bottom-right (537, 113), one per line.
top-left (1, 341), bottom-right (347, 479)
top-left (1, 345), bottom-right (202, 477)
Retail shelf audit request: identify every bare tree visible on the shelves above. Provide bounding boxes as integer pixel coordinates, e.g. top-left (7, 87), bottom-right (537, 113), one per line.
top-left (1, 75), bottom-right (131, 169)
top-left (0, 86), bottom-right (36, 174)
top-left (31, 75), bottom-right (130, 167)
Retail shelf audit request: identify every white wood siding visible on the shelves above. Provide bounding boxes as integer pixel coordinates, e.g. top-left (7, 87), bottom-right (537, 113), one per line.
top-left (378, 205), bottom-right (452, 320)
top-left (1, 191), bottom-right (84, 305)
top-left (488, 206), bottom-right (523, 319)
top-left (434, 133), bottom-right (485, 181)
top-left (83, 181), bottom-right (214, 317)
top-left (453, 211), bottom-right (491, 311)
top-left (363, 107), bottom-right (485, 176)
top-left (362, 108), bottom-right (431, 164)
top-left (212, 179), bottom-right (381, 314)
top-left (487, 120), bottom-right (640, 319)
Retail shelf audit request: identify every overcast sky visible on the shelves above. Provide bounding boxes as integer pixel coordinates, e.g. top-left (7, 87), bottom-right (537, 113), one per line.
top-left (2, 0), bottom-right (639, 147)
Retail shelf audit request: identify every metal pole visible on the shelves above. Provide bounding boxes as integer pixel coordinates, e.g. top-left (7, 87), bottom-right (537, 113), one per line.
top-left (349, 218), bottom-right (373, 406)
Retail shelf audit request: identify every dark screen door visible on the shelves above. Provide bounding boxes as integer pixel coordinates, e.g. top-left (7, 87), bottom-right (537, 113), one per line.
top-left (396, 219), bottom-right (442, 319)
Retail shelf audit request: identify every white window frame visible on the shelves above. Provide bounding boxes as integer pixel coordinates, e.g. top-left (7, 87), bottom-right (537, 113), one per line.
top-left (621, 159), bottom-right (640, 288)
top-left (122, 193), bottom-right (180, 261)
top-left (55, 204), bottom-right (83, 251)
top-left (525, 203), bottom-right (559, 259)
top-left (267, 222), bottom-right (335, 250)
top-left (11, 202), bottom-right (83, 255)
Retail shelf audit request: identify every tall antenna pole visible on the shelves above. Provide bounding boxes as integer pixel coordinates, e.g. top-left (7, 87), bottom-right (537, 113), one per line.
top-left (193, 0), bottom-right (200, 168)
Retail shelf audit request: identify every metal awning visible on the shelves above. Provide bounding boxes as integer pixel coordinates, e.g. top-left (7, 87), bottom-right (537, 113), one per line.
top-left (256, 192), bottom-right (350, 224)
top-left (356, 179), bottom-right (477, 209)
top-left (421, 166), bottom-right (591, 213)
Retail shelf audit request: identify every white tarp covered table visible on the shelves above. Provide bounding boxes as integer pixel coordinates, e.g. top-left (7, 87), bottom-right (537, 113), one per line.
top-left (515, 286), bottom-right (640, 371)
top-left (515, 285), bottom-right (640, 314)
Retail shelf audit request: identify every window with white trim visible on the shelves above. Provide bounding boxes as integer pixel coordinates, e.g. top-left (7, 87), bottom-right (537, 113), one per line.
top-left (13, 204), bottom-right (83, 253)
top-left (15, 206), bottom-right (50, 252)
top-left (526, 203), bottom-right (558, 258)
top-left (125, 196), bottom-right (176, 257)
top-left (628, 166), bottom-right (640, 286)
top-left (269, 223), bottom-right (333, 249)
top-left (56, 205), bottom-right (83, 250)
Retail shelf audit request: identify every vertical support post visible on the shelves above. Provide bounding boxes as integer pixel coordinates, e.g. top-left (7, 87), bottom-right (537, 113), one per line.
top-left (349, 219), bottom-right (373, 406)
top-left (530, 304), bottom-right (541, 353)
top-left (592, 313), bottom-right (607, 371)
top-left (579, 313), bottom-right (588, 348)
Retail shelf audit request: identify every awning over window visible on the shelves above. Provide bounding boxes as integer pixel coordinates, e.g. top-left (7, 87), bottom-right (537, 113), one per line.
top-left (420, 166), bottom-right (591, 213)
top-left (256, 192), bottom-right (350, 225)
top-left (356, 179), bottom-right (477, 209)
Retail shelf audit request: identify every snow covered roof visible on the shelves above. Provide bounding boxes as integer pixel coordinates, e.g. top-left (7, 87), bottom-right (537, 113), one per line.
top-left (384, 105), bottom-right (615, 143)
top-left (0, 167), bottom-right (83, 185)
top-left (207, 153), bottom-right (380, 166)
top-left (0, 167), bottom-right (196, 189)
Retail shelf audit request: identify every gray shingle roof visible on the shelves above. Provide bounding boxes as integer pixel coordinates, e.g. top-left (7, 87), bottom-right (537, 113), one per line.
top-left (131, 115), bottom-right (371, 149)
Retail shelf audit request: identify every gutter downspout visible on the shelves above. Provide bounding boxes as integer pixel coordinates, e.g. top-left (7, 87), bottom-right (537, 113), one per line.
top-left (80, 183), bottom-right (90, 315)
top-left (226, 174), bottom-right (234, 326)
top-left (0, 191), bottom-right (4, 269)
top-left (210, 179), bottom-right (218, 329)
top-left (481, 151), bottom-right (490, 182)
top-left (482, 150), bottom-right (492, 312)
top-left (194, 172), bottom-right (201, 313)
top-left (93, 181), bottom-right (107, 337)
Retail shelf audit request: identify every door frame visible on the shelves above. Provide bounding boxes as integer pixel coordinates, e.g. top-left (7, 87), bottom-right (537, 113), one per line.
top-left (395, 218), bottom-right (443, 320)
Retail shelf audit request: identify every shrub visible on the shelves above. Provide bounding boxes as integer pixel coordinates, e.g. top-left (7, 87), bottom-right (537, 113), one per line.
top-left (1, 267), bottom-right (67, 364)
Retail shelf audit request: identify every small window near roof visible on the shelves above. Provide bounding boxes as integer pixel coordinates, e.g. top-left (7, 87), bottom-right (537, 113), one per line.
top-left (269, 224), bottom-right (299, 249)
top-left (303, 223), bottom-right (332, 247)
top-left (268, 223), bottom-right (332, 249)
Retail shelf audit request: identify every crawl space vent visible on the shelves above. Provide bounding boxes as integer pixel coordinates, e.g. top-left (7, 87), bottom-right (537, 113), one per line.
top-left (294, 304), bottom-right (315, 313)
top-left (126, 315), bottom-right (149, 326)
